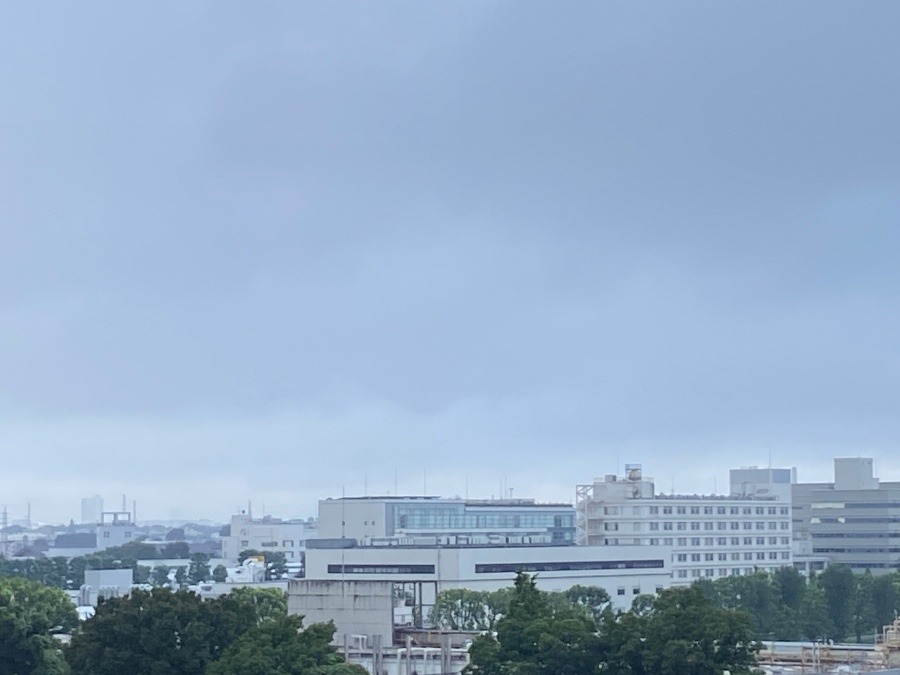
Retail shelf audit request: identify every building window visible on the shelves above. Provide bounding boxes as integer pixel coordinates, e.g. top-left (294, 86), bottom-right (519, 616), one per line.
top-left (649, 523), bottom-right (659, 531)
top-left (691, 553), bottom-right (700, 561)
top-left (690, 522), bottom-right (700, 531)
top-left (650, 506), bottom-right (659, 515)
top-left (677, 554), bottom-right (687, 562)
top-left (677, 570), bottom-right (688, 578)
top-left (718, 553), bottom-right (727, 561)
top-left (663, 506), bottom-right (673, 515)
top-left (705, 553), bottom-right (714, 561)
top-left (717, 507), bottom-right (727, 515)
top-left (632, 587), bottom-right (641, 595)
top-left (677, 538), bottom-right (687, 546)
top-left (691, 538), bottom-right (700, 546)
top-left (664, 523), bottom-right (673, 531)
top-left (677, 506), bottom-right (686, 515)
top-left (617, 588), bottom-right (625, 596)
top-left (690, 507), bottom-right (700, 515)
top-left (731, 537), bottom-right (740, 545)
top-left (704, 522), bottom-right (714, 530)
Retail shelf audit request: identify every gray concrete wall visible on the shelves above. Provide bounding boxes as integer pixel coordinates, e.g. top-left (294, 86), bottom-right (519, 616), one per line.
top-left (288, 579), bottom-right (395, 647)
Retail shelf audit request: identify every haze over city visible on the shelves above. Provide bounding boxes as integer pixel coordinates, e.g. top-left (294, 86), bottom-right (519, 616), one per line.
top-left (2, 2), bottom-right (899, 522)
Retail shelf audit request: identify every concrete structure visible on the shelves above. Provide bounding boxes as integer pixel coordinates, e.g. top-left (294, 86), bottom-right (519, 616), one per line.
top-left (96, 511), bottom-right (137, 551)
top-left (317, 495), bottom-right (576, 546)
top-left (48, 532), bottom-right (97, 558)
top-left (288, 579), bottom-right (472, 674)
top-left (793, 458), bottom-right (900, 573)
top-left (303, 543), bottom-right (670, 610)
top-left (80, 495), bottom-right (103, 525)
top-left (576, 464), bottom-right (792, 584)
top-left (79, 568), bottom-right (133, 606)
top-left (221, 513), bottom-right (317, 564)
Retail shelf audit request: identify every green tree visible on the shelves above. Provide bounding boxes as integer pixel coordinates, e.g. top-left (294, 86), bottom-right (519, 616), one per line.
top-left (465, 572), bottom-right (602, 675)
top-left (66, 589), bottom-right (257, 675)
top-left (563, 584), bottom-right (612, 623)
top-left (0, 577), bottom-right (78, 675)
top-left (161, 542), bottom-right (191, 559)
top-left (174, 566), bottom-right (187, 587)
top-left (852, 570), bottom-right (876, 642)
top-left (205, 615), bottom-right (368, 675)
top-left (601, 584), bottom-right (760, 675)
top-left (188, 554), bottom-right (211, 584)
top-left (212, 565), bottom-right (228, 583)
top-left (228, 587), bottom-right (288, 623)
top-left (871, 573), bottom-right (898, 632)
top-left (151, 564), bottom-right (170, 587)
top-left (431, 589), bottom-right (492, 630)
top-left (799, 580), bottom-right (834, 641)
top-left (819, 564), bottom-right (855, 640)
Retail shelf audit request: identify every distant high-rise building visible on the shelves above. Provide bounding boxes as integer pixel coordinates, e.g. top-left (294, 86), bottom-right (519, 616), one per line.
top-left (81, 495), bottom-right (103, 524)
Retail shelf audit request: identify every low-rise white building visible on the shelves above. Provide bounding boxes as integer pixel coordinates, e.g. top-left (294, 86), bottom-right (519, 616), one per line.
top-left (221, 513), bottom-right (317, 564)
top-left (304, 543), bottom-right (671, 610)
top-left (576, 464), bottom-right (793, 584)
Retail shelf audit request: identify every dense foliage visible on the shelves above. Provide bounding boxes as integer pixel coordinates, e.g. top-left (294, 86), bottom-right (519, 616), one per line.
top-left (463, 572), bottom-right (759, 675)
top-left (0, 577), bottom-right (77, 675)
top-left (697, 565), bottom-right (899, 642)
top-left (64, 587), bottom-right (361, 675)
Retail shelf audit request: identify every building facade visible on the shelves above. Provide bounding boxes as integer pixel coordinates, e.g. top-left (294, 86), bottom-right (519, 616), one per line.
top-left (794, 458), bottom-right (900, 573)
top-left (576, 464), bottom-right (793, 584)
top-left (303, 543), bottom-right (671, 611)
top-left (221, 513), bottom-right (318, 564)
top-left (317, 496), bottom-right (576, 546)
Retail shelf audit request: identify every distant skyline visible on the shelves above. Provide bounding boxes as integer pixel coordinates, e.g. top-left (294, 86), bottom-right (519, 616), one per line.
top-left (2, 2), bottom-right (899, 522)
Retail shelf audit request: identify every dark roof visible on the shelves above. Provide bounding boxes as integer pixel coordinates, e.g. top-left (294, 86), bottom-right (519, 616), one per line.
top-left (53, 532), bottom-right (96, 548)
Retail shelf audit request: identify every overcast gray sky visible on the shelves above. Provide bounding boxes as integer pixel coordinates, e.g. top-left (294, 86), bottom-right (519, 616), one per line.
top-left (2, 2), bottom-right (899, 522)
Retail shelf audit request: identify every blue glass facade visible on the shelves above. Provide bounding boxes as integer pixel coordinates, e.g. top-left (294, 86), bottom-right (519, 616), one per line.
top-left (387, 501), bottom-right (575, 544)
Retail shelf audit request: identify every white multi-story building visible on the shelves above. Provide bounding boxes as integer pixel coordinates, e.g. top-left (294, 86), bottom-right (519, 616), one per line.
top-left (576, 464), bottom-right (793, 584)
top-left (221, 513), bottom-right (318, 564)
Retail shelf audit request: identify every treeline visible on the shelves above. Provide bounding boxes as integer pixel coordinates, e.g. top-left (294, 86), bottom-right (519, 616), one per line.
top-left (0, 578), bottom-right (367, 675)
top-left (695, 564), bottom-right (899, 643)
top-left (463, 572), bottom-right (759, 675)
top-left (0, 547), bottom-right (222, 589)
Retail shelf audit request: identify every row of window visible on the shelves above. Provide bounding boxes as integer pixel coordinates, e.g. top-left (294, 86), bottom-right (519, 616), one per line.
top-left (647, 505), bottom-right (789, 516)
top-left (639, 521), bottom-right (789, 532)
top-left (475, 559), bottom-right (666, 573)
top-left (675, 551), bottom-right (790, 562)
top-left (604, 536), bottom-right (791, 547)
top-left (676, 567), bottom-right (774, 579)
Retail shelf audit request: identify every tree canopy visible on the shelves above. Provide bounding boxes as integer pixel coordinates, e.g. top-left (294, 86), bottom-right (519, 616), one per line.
top-left (0, 576), bottom-right (77, 675)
